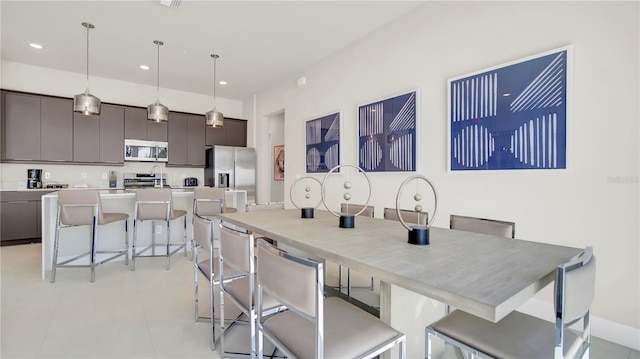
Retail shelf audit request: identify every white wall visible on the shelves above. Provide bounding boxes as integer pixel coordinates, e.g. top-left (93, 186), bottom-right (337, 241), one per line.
top-left (248, 0), bottom-right (639, 347)
top-left (0, 61), bottom-right (244, 188)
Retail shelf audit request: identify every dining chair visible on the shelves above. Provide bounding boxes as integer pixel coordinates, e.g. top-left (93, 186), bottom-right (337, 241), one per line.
top-left (338, 202), bottom-right (375, 296)
top-left (449, 214), bottom-right (515, 239)
top-left (383, 207), bottom-right (428, 226)
top-left (425, 246), bottom-right (595, 359)
top-left (256, 238), bottom-right (406, 359)
top-left (131, 188), bottom-right (187, 270)
top-left (193, 208), bottom-right (245, 350)
top-left (51, 189), bottom-right (129, 283)
top-left (218, 224), bottom-right (284, 358)
top-left (191, 187), bottom-right (236, 260)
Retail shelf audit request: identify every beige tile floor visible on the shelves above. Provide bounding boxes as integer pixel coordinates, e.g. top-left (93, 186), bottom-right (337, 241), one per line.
top-left (1, 243), bottom-right (638, 359)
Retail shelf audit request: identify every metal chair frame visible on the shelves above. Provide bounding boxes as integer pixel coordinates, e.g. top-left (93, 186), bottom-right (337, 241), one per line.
top-left (338, 203), bottom-right (375, 296)
top-left (131, 200), bottom-right (187, 270)
top-left (425, 247), bottom-right (595, 359)
top-left (51, 202), bottom-right (129, 283)
top-left (256, 239), bottom-right (406, 359)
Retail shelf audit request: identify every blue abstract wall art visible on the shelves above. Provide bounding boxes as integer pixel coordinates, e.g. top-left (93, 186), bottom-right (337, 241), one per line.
top-left (306, 112), bottom-right (340, 173)
top-left (358, 90), bottom-right (417, 172)
top-left (449, 46), bottom-right (570, 171)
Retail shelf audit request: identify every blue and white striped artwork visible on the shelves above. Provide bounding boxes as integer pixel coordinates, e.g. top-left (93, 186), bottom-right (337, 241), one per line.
top-left (358, 91), bottom-right (417, 172)
top-left (449, 47), bottom-right (569, 171)
top-left (306, 112), bottom-right (340, 173)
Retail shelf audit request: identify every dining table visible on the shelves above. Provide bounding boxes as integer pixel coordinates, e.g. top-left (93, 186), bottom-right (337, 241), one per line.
top-left (218, 208), bottom-right (583, 358)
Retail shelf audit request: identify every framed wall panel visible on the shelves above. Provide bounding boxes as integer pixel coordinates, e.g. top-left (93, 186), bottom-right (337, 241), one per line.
top-left (306, 111), bottom-right (341, 173)
top-left (357, 90), bottom-right (418, 172)
top-left (448, 46), bottom-right (571, 171)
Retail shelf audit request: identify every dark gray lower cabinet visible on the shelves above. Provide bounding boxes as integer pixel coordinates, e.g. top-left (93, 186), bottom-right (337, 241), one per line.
top-left (0, 191), bottom-right (50, 243)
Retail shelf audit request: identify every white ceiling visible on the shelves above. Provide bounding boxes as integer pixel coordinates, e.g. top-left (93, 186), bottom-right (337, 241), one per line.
top-left (1, 1), bottom-right (424, 101)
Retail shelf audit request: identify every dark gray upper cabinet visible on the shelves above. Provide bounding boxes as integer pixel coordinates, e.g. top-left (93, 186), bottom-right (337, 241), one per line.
top-left (224, 119), bottom-right (247, 147)
top-left (124, 107), bottom-right (147, 140)
top-left (41, 97), bottom-right (73, 161)
top-left (99, 105), bottom-right (124, 164)
top-left (168, 112), bottom-right (188, 166)
top-left (205, 125), bottom-right (225, 146)
top-left (125, 106), bottom-right (167, 141)
top-left (73, 112), bottom-right (100, 162)
top-left (168, 113), bottom-right (205, 167)
top-left (204, 118), bottom-right (247, 147)
top-left (187, 115), bottom-right (205, 166)
top-left (3, 92), bottom-right (41, 160)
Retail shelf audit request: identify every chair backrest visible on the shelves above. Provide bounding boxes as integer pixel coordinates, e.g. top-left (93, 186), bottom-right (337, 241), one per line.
top-left (257, 239), bottom-right (320, 318)
top-left (450, 214), bottom-right (515, 238)
top-left (193, 214), bottom-right (213, 251)
top-left (57, 190), bottom-right (102, 226)
top-left (555, 246), bottom-right (596, 324)
top-left (193, 187), bottom-right (226, 216)
top-left (553, 246), bottom-right (596, 358)
top-left (246, 202), bottom-right (285, 212)
top-left (384, 207), bottom-right (428, 226)
top-left (135, 188), bottom-right (173, 221)
top-left (341, 203), bottom-right (374, 217)
top-left (219, 225), bottom-right (254, 274)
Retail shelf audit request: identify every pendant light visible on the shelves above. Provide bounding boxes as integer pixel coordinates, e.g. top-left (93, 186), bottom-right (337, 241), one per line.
top-left (205, 54), bottom-right (224, 127)
top-left (73, 22), bottom-right (101, 115)
top-left (148, 40), bottom-right (169, 122)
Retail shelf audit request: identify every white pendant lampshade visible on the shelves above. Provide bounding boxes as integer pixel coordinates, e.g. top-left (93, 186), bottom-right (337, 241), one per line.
top-left (205, 53), bottom-right (224, 127)
top-left (148, 40), bottom-right (169, 122)
top-left (73, 22), bottom-right (101, 115)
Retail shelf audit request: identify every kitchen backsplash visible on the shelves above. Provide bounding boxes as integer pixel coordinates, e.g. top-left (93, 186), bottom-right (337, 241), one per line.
top-left (0, 162), bottom-right (203, 190)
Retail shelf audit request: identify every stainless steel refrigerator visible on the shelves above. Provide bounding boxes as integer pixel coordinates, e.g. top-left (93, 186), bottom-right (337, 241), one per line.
top-left (205, 146), bottom-right (256, 203)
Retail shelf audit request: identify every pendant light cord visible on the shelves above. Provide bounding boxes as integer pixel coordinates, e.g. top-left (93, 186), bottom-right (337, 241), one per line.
top-left (213, 55), bottom-right (217, 106)
top-left (85, 24), bottom-right (90, 92)
top-left (156, 42), bottom-right (160, 103)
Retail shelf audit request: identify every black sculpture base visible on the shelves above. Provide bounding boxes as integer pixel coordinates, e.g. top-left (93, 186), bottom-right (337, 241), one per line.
top-left (301, 208), bottom-right (314, 218)
top-left (408, 226), bottom-right (429, 245)
top-left (339, 214), bottom-right (355, 229)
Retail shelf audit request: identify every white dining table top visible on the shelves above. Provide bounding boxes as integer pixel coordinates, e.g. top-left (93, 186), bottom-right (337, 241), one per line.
top-left (218, 209), bottom-right (583, 322)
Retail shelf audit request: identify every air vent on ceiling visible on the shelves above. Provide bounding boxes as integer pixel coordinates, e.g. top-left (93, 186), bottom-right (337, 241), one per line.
top-left (159, 0), bottom-right (182, 9)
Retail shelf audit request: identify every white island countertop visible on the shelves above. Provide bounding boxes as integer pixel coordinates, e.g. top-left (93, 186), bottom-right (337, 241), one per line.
top-left (40, 188), bottom-right (247, 280)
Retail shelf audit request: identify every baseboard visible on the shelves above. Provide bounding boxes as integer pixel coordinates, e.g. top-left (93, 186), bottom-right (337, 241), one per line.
top-left (518, 297), bottom-right (640, 351)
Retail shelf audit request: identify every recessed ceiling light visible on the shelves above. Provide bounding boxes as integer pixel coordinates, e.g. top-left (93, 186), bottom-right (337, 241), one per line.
top-left (219, 81), bottom-right (227, 86)
top-left (139, 65), bottom-right (150, 70)
top-left (29, 43), bottom-right (43, 49)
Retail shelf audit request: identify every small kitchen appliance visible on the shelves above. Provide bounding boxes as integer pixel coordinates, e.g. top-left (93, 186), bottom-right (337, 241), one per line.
top-left (27, 169), bottom-right (42, 189)
top-left (183, 177), bottom-right (198, 187)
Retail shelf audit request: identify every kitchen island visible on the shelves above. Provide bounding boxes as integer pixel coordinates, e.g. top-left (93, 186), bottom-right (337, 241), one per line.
top-left (40, 188), bottom-right (247, 280)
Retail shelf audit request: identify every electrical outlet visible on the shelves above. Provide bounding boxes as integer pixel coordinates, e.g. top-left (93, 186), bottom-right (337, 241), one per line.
top-left (81, 172), bottom-right (87, 179)
top-left (154, 225), bottom-right (162, 234)
top-left (44, 172), bottom-right (51, 179)
top-left (102, 172), bottom-right (108, 180)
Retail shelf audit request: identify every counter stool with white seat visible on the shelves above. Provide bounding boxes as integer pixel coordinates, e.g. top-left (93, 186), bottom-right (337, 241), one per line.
top-left (131, 188), bottom-right (187, 270)
top-left (50, 189), bottom-right (129, 283)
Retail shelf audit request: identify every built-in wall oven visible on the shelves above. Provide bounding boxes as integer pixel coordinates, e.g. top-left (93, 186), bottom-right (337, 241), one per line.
top-left (124, 139), bottom-right (168, 162)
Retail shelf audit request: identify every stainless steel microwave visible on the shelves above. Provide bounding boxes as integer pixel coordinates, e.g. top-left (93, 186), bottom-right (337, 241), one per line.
top-left (124, 139), bottom-right (168, 162)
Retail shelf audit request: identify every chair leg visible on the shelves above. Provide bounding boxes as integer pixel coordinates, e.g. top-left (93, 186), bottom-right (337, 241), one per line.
top-left (166, 219), bottom-right (171, 270)
top-left (220, 277), bottom-right (226, 356)
top-left (399, 337), bottom-right (406, 359)
top-left (124, 219), bottom-right (129, 266)
top-left (90, 216), bottom-right (97, 283)
top-left (425, 329), bottom-right (431, 359)
top-left (183, 216), bottom-right (188, 257)
top-left (210, 277), bottom-right (216, 351)
top-left (131, 219), bottom-right (137, 271)
top-left (194, 261), bottom-right (199, 323)
top-left (50, 212), bottom-right (62, 283)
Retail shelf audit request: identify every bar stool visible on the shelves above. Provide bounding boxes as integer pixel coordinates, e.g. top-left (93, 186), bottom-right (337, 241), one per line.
top-left (191, 187), bottom-right (236, 259)
top-left (131, 188), bottom-right (187, 270)
top-left (50, 190), bottom-right (129, 283)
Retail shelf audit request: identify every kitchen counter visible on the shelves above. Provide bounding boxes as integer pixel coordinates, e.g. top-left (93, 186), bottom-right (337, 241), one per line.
top-left (40, 188), bottom-right (247, 279)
